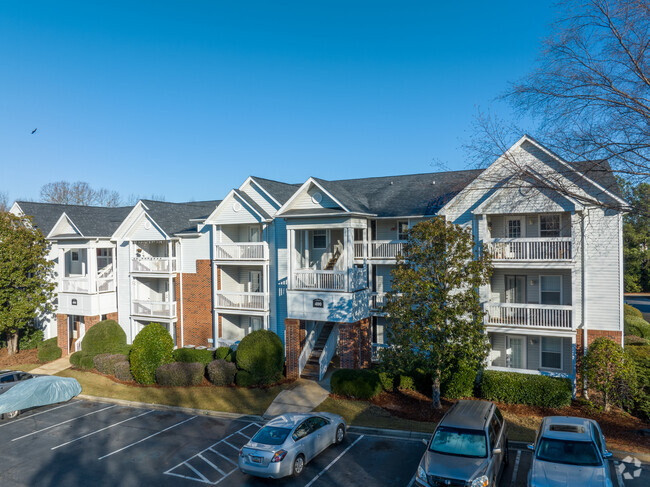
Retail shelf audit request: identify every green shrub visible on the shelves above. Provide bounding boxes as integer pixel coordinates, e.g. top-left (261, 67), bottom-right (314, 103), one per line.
top-left (399, 374), bottom-right (416, 391)
top-left (625, 335), bottom-right (649, 346)
top-left (235, 330), bottom-right (284, 385)
top-left (331, 369), bottom-right (383, 400)
top-left (627, 344), bottom-right (650, 389)
top-left (94, 353), bottom-right (128, 375)
top-left (69, 351), bottom-right (84, 367)
top-left (173, 348), bottom-right (213, 365)
top-left (207, 359), bottom-right (237, 386)
top-left (155, 362), bottom-right (205, 387)
top-left (114, 361), bottom-right (134, 382)
top-left (215, 346), bottom-right (236, 362)
top-left (80, 320), bottom-right (127, 357)
top-left (37, 337), bottom-right (62, 362)
top-left (479, 370), bottom-right (572, 408)
top-left (442, 362), bottom-right (478, 399)
top-left (80, 354), bottom-right (95, 370)
top-left (378, 371), bottom-right (395, 392)
top-left (398, 368), bottom-right (432, 396)
top-left (625, 303), bottom-right (644, 319)
top-left (130, 323), bottom-right (174, 385)
top-left (235, 370), bottom-right (256, 387)
top-left (625, 315), bottom-right (650, 339)
top-left (19, 327), bottom-right (44, 350)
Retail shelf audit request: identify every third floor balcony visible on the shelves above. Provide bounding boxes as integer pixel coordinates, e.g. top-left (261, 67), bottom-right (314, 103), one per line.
top-left (485, 237), bottom-right (572, 262)
top-left (214, 242), bottom-right (268, 261)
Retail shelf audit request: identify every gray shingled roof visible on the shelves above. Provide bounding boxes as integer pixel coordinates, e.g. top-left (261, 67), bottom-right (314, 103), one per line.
top-left (235, 190), bottom-right (271, 220)
top-left (249, 176), bottom-right (301, 205)
top-left (15, 201), bottom-right (133, 237)
top-left (140, 199), bottom-right (222, 235)
top-left (571, 159), bottom-right (623, 199)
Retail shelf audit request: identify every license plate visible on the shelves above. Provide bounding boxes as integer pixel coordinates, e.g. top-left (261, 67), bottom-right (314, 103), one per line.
top-left (251, 456), bottom-right (262, 463)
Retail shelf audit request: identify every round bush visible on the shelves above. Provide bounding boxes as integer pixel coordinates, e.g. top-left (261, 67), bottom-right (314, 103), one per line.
top-left (214, 346), bottom-right (230, 360)
top-left (37, 344), bottom-right (62, 363)
top-left (114, 361), bottom-right (134, 382)
top-left (69, 351), bottom-right (84, 367)
top-left (235, 330), bottom-right (284, 385)
top-left (79, 354), bottom-right (95, 370)
top-left (94, 353), bottom-right (129, 375)
top-left (625, 315), bottom-right (650, 339)
top-left (235, 370), bottom-right (256, 387)
top-left (207, 359), bottom-right (237, 386)
top-left (80, 320), bottom-right (127, 357)
top-left (155, 362), bottom-right (205, 387)
top-left (173, 348), bottom-right (213, 365)
top-left (331, 369), bottom-right (383, 400)
top-left (130, 323), bottom-right (174, 385)
top-left (625, 303), bottom-right (644, 319)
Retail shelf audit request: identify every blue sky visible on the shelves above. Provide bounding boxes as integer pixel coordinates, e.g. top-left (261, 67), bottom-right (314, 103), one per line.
top-left (0, 1), bottom-right (556, 203)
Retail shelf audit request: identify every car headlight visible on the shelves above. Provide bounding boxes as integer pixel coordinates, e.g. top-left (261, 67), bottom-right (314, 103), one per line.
top-left (417, 466), bottom-right (427, 481)
top-left (471, 475), bottom-right (489, 487)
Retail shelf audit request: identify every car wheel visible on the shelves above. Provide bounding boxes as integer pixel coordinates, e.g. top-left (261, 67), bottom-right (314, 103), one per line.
top-left (335, 424), bottom-right (345, 444)
top-left (292, 454), bottom-right (305, 477)
top-left (503, 440), bottom-right (510, 467)
top-left (6, 410), bottom-right (20, 420)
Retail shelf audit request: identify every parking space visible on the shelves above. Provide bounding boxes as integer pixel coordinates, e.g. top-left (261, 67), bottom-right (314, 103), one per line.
top-left (0, 400), bottom-right (647, 487)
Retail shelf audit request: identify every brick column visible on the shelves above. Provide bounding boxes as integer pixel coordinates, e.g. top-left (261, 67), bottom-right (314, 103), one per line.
top-left (85, 315), bottom-right (101, 333)
top-left (338, 323), bottom-right (358, 369)
top-left (285, 318), bottom-right (305, 379)
top-left (358, 318), bottom-right (371, 369)
top-left (105, 312), bottom-right (118, 322)
top-left (178, 260), bottom-right (213, 346)
top-left (56, 314), bottom-right (68, 354)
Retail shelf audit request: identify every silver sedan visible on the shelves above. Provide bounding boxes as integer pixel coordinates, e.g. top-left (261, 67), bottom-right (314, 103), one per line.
top-left (238, 412), bottom-right (346, 479)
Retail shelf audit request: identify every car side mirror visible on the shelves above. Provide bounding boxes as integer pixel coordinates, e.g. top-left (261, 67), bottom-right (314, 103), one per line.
top-left (493, 448), bottom-right (502, 455)
top-left (603, 450), bottom-right (613, 459)
top-left (421, 439), bottom-right (428, 446)
top-left (527, 444), bottom-right (535, 451)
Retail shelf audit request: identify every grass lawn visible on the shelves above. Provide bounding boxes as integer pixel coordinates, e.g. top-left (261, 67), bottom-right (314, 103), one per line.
top-left (57, 369), bottom-right (287, 415)
top-left (314, 397), bottom-right (437, 433)
top-left (4, 363), bottom-right (42, 372)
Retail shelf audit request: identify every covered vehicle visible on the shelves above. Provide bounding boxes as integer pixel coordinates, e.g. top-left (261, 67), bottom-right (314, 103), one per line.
top-left (0, 375), bottom-right (82, 420)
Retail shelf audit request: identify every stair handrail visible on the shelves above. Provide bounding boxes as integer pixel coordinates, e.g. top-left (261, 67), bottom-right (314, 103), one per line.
top-left (318, 326), bottom-right (339, 381)
top-left (298, 322), bottom-right (323, 376)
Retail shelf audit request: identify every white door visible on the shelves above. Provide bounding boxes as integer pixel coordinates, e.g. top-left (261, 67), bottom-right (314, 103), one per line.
top-left (506, 336), bottom-right (526, 369)
top-left (248, 271), bottom-right (262, 293)
top-left (249, 316), bottom-right (262, 333)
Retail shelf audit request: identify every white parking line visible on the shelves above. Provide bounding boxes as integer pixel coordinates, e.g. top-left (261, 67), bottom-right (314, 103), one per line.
top-left (222, 440), bottom-right (238, 450)
top-left (510, 450), bottom-right (522, 486)
top-left (614, 460), bottom-right (626, 487)
top-left (11, 404), bottom-right (117, 441)
top-left (0, 401), bottom-right (77, 428)
top-left (198, 453), bottom-right (226, 476)
top-left (406, 474), bottom-right (416, 487)
top-left (304, 434), bottom-right (365, 487)
top-left (98, 415), bottom-right (197, 460)
top-left (51, 409), bottom-right (154, 450)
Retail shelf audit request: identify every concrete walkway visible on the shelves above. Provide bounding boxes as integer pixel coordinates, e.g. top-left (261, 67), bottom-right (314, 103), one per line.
top-left (263, 378), bottom-right (331, 419)
top-left (29, 356), bottom-right (71, 375)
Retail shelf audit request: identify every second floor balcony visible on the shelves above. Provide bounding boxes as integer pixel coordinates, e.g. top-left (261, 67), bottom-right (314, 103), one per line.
top-left (131, 256), bottom-right (177, 273)
top-left (214, 242), bottom-right (268, 261)
top-left (354, 240), bottom-right (406, 260)
top-left (485, 237), bottom-right (572, 262)
top-left (60, 276), bottom-right (116, 294)
top-left (131, 299), bottom-right (177, 319)
top-left (484, 303), bottom-right (573, 329)
top-left (215, 291), bottom-right (268, 311)
top-left (292, 266), bottom-right (368, 292)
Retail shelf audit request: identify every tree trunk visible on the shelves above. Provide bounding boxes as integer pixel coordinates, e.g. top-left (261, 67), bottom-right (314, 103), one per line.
top-left (7, 332), bottom-right (19, 356)
top-left (432, 374), bottom-right (441, 409)
top-left (603, 391), bottom-right (609, 412)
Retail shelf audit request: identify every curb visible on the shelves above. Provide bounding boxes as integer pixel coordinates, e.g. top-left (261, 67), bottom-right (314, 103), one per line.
top-left (76, 395), bottom-right (264, 422)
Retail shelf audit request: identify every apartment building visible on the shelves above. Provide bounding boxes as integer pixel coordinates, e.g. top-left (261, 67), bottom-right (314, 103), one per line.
top-left (10, 135), bottom-right (625, 388)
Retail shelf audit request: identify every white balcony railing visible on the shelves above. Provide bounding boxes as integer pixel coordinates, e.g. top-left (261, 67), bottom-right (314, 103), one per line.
top-left (293, 266), bottom-right (368, 292)
top-left (484, 303), bottom-right (573, 329)
top-left (370, 240), bottom-right (406, 259)
top-left (215, 292), bottom-right (268, 311)
top-left (354, 242), bottom-right (365, 258)
top-left (96, 277), bottom-right (115, 293)
top-left (60, 277), bottom-right (115, 293)
top-left (131, 257), bottom-right (177, 273)
top-left (485, 238), bottom-right (572, 261)
top-left (370, 292), bottom-right (387, 309)
top-left (214, 242), bottom-right (268, 260)
top-left (131, 300), bottom-right (177, 318)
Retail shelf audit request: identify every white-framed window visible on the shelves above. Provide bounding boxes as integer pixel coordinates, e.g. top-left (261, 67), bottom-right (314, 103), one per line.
top-left (397, 221), bottom-right (409, 240)
top-left (71, 251), bottom-right (79, 261)
top-left (540, 214), bottom-right (561, 237)
top-left (507, 218), bottom-right (522, 238)
top-left (312, 230), bottom-right (327, 249)
top-left (541, 336), bottom-right (563, 369)
top-left (540, 275), bottom-right (562, 305)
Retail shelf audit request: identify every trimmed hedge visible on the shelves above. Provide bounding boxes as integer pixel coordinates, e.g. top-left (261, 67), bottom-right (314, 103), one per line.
top-left (235, 330), bottom-right (284, 385)
top-left (70, 351), bottom-right (84, 367)
top-left (94, 353), bottom-right (129, 375)
top-left (130, 323), bottom-right (174, 385)
top-left (80, 320), bottom-right (127, 357)
top-left (19, 327), bottom-right (44, 350)
top-left (331, 369), bottom-right (383, 400)
top-left (625, 315), bottom-right (650, 339)
top-left (80, 354), bottom-right (95, 370)
top-left (173, 348), bottom-right (213, 365)
top-left (155, 362), bottom-right (205, 387)
top-left (442, 362), bottom-right (478, 399)
top-left (37, 337), bottom-right (62, 363)
top-left (625, 303), bottom-right (644, 319)
top-left (479, 370), bottom-right (572, 408)
top-left (207, 359), bottom-right (237, 386)
top-left (235, 370), bottom-right (256, 387)
top-left (214, 346), bottom-right (235, 362)
top-left (114, 361), bottom-right (134, 382)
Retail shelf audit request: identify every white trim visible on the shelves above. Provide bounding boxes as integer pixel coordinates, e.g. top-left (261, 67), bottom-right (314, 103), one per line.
top-left (539, 213), bottom-right (562, 238)
top-left (506, 335), bottom-right (526, 369)
top-left (619, 212), bottom-right (624, 338)
top-left (204, 190), bottom-right (264, 224)
top-left (110, 201), bottom-right (148, 240)
top-left (241, 176), bottom-right (282, 209)
top-left (540, 336), bottom-right (564, 371)
top-left (46, 212), bottom-right (84, 239)
top-left (276, 178), bottom-right (351, 215)
top-left (505, 216), bottom-right (525, 238)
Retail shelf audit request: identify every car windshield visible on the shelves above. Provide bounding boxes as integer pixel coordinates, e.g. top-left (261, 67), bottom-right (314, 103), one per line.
top-left (536, 438), bottom-right (602, 466)
top-left (251, 426), bottom-right (291, 446)
top-left (429, 426), bottom-right (487, 458)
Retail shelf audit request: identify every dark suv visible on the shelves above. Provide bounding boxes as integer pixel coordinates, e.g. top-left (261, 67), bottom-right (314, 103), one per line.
top-left (415, 400), bottom-right (509, 487)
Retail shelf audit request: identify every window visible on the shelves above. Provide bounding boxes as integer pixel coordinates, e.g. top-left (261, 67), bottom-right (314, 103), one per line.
top-left (312, 230), bottom-right (327, 249)
top-left (429, 426), bottom-right (487, 458)
top-left (398, 221), bottom-right (409, 240)
top-left (292, 421), bottom-right (312, 441)
top-left (541, 337), bottom-right (563, 369)
top-left (591, 424), bottom-right (604, 453)
top-left (540, 276), bottom-right (562, 305)
top-left (540, 214), bottom-right (561, 237)
top-left (307, 417), bottom-right (328, 431)
top-left (71, 251), bottom-right (79, 261)
top-left (507, 219), bottom-right (522, 238)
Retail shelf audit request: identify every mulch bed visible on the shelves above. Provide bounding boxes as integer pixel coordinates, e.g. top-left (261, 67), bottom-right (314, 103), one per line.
top-left (348, 388), bottom-right (650, 454)
top-left (0, 348), bottom-right (39, 367)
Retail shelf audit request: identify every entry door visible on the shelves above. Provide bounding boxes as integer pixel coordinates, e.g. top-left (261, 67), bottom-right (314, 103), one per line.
top-left (248, 271), bottom-right (262, 293)
top-left (506, 336), bottom-right (525, 369)
top-left (505, 275), bottom-right (526, 304)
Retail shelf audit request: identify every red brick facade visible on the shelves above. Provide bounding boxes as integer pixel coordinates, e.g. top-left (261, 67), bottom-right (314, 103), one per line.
top-left (576, 328), bottom-right (623, 358)
top-left (56, 314), bottom-right (68, 353)
top-left (339, 318), bottom-right (371, 369)
top-left (285, 318), bottom-right (306, 379)
top-left (176, 259), bottom-right (213, 346)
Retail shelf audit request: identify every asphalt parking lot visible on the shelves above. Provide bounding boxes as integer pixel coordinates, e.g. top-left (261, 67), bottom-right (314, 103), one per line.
top-left (0, 399), bottom-right (647, 487)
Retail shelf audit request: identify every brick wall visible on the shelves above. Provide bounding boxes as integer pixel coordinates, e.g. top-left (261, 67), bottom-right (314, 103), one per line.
top-left (105, 312), bottom-right (118, 322)
top-left (85, 315), bottom-right (101, 333)
top-left (285, 318), bottom-right (305, 379)
top-left (339, 318), bottom-right (371, 370)
top-left (56, 314), bottom-right (68, 354)
top-left (176, 259), bottom-right (213, 346)
top-left (576, 328), bottom-right (624, 388)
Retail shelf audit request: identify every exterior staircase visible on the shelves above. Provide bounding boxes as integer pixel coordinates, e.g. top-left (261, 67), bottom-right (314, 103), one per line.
top-left (300, 322), bottom-right (334, 380)
top-left (324, 249), bottom-right (341, 270)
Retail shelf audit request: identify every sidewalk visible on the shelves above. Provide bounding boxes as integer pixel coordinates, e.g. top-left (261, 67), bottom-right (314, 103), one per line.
top-left (263, 378), bottom-right (330, 418)
top-left (29, 356), bottom-right (72, 375)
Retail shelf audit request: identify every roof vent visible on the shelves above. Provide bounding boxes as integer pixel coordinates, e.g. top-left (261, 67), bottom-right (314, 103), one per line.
top-left (550, 424), bottom-right (584, 434)
top-left (390, 181), bottom-right (393, 185)
top-left (432, 181), bottom-right (436, 185)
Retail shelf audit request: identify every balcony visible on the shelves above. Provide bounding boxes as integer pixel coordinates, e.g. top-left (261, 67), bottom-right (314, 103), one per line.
top-left (60, 277), bottom-right (115, 294)
top-left (131, 257), bottom-right (177, 273)
top-left (484, 303), bottom-right (572, 329)
top-left (214, 242), bottom-right (268, 261)
top-left (370, 292), bottom-right (387, 310)
top-left (485, 238), bottom-right (572, 262)
top-left (370, 240), bottom-right (405, 259)
top-left (131, 300), bottom-right (177, 319)
top-left (215, 292), bottom-right (268, 311)
top-left (292, 266), bottom-right (368, 292)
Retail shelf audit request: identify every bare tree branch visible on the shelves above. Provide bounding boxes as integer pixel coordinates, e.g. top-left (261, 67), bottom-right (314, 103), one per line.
top-left (39, 181), bottom-right (123, 207)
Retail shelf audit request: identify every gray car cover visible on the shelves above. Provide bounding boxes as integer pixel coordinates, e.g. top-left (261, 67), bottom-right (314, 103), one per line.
top-left (0, 376), bottom-right (82, 415)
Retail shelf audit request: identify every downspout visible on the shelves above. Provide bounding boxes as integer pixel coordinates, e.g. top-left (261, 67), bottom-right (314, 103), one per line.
top-left (178, 240), bottom-right (184, 348)
top-left (581, 211), bottom-right (588, 398)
